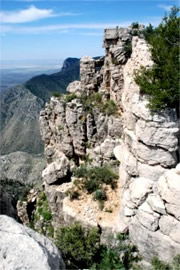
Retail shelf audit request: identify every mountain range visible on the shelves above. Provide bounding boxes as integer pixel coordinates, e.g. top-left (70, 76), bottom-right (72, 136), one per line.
top-left (0, 58), bottom-right (80, 155)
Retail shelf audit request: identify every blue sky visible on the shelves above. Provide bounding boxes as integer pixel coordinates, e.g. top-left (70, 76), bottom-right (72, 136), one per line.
top-left (0, 0), bottom-right (178, 65)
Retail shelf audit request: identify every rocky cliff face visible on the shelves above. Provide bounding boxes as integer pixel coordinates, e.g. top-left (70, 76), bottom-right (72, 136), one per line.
top-left (40, 27), bottom-right (180, 263)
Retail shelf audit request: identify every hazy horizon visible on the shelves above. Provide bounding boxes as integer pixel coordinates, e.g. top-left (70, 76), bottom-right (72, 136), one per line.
top-left (1, 0), bottom-right (178, 63)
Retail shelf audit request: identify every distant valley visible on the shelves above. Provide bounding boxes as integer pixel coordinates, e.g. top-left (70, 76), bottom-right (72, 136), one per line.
top-left (0, 58), bottom-right (80, 155)
top-left (0, 67), bottom-right (60, 92)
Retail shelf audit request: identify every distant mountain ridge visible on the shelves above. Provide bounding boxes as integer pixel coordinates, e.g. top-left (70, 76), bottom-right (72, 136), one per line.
top-left (25, 57), bottom-right (80, 102)
top-left (0, 58), bottom-right (80, 155)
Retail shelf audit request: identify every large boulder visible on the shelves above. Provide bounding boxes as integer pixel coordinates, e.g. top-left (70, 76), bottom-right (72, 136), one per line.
top-left (0, 215), bottom-right (65, 270)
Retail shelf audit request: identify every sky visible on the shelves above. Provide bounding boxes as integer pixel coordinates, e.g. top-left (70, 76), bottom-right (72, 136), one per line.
top-left (0, 0), bottom-right (178, 67)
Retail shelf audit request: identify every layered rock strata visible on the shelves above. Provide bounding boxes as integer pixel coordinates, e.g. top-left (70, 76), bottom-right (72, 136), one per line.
top-left (40, 26), bottom-right (180, 262)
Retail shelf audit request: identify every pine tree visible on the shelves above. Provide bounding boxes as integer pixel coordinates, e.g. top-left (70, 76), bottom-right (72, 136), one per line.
top-left (135, 6), bottom-right (180, 114)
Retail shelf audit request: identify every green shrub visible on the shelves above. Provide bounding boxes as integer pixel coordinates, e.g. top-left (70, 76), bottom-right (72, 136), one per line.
top-left (103, 99), bottom-right (118, 116)
top-left (131, 22), bottom-right (139, 29)
top-left (112, 57), bottom-right (119, 66)
top-left (30, 192), bottom-right (53, 238)
top-left (90, 233), bottom-right (140, 270)
top-left (93, 189), bottom-right (107, 201)
top-left (151, 257), bottom-right (171, 270)
top-left (52, 91), bottom-right (62, 97)
top-left (172, 254), bottom-right (180, 270)
top-left (80, 92), bottom-right (118, 116)
top-left (151, 255), bottom-right (180, 270)
top-left (56, 223), bottom-right (101, 269)
top-left (66, 187), bottom-right (80, 201)
top-left (73, 165), bottom-right (118, 193)
top-left (135, 7), bottom-right (180, 113)
top-left (65, 93), bottom-right (77, 102)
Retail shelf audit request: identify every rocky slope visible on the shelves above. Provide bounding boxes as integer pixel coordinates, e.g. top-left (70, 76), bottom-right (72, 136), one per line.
top-left (0, 215), bottom-right (65, 270)
top-left (0, 58), bottom-right (80, 155)
top-left (39, 27), bottom-right (180, 263)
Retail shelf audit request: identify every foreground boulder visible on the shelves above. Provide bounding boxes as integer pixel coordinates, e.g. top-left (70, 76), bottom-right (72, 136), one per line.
top-left (0, 215), bottom-right (65, 270)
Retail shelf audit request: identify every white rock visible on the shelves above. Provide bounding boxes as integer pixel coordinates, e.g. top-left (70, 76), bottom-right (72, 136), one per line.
top-left (138, 162), bottom-right (167, 181)
top-left (165, 203), bottom-right (180, 221)
top-left (129, 217), bottom-right (180, 263)
top-left (129, 177), bottom-right (153, 207)
top-left (159, 215), bottom-right (180, 244)
top-left (67, 80), bottom-right (82, 95)
top-left (0, 215), bottom-right (65, 270)
top-left (139, 201), bottom-right (154, 214)
top-left (42, 155), bottom-right (70, 184)
top-left (136, 119), bottom-right (178, 152)
top-left (113, 145), bottom-right (121, 162)
top-left (124, 207), bottom-right (136, 217)
top-left (147, 194), bottom-right (166, 214)
top-left (137, 209), bottom-right (159, 231)
top-left (158, 169), bottom-right (180, 205)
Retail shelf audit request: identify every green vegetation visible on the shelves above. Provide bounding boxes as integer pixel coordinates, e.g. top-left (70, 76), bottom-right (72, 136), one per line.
top-left (135, 7), bottom-right (180, 113)
top-left (56, 223), bottom-right (101, 269)
top-left (65, 93), bottom-right (77, 102)
top-left (73, 164), bottom-right (118, 189)
top-left (151, 255), bottom-right (180, 270)
top-left (52, 91), bottom-right (62, 98)
top-left (131, 22), bottom-right (139, 29)
top-left (66, 164), bottom-right (118, 209)
top-left (65, 187), bottom-right (80, 201)
top-left (80, 92), bottom-right (118, 116)
top-left (31, 192), bottom-right (54, 238)
top-left (56, 224), bottom-right (140, 270)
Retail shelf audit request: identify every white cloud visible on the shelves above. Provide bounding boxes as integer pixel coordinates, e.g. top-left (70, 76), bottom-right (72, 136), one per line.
top-left (0, 5), bottom-right (76, 23)
top-left (0, 22), bottom-right (130, 34)
top-left (158, 4), bottom-right (172, 12)
top-left (0, 17), bottom-right (160, 35)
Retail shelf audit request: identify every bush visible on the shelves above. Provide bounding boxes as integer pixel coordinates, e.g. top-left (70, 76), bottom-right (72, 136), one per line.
top-left (65, 93), bottom-right (77, 102)
top-left (151, 255), bottom-right (180, 270)
top-left (52, 91), bottom-right (62, 97)
top-left (93, 189), bottom-right (107, 201)
top-left (56, 223), bottom-right (101, 269)
top-left (32, 192), bottom-right (53, 238)
top-left (73, 165), bottom-right (118, 192)
top-left (80, 92), bottom-right (118, 116)
top-left (135, 7), bottom-right (180, 113)
top-left (103, 99), bottom-right (118, 116)
top-left (66, 187), bottom-right (80, 201)
top-left (90, 233), bottom-right (140, 270)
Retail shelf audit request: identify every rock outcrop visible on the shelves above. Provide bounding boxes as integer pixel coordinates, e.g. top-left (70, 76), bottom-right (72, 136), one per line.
top-left (0, 215), bottom-right (65, 270)
top-left (39, 26), bottom-right (180, 263)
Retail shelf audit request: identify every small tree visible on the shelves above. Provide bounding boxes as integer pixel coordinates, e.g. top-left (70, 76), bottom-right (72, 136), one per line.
top-left (135, 6), bottom-right (180, 114)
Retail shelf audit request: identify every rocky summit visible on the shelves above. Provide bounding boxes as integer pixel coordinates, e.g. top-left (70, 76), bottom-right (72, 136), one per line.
top-left (39, 26), bottom-right (180, 264)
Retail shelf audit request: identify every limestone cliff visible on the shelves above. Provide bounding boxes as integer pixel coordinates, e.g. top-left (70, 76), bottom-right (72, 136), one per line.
top-left (39, 27), bottom-right (180, 263)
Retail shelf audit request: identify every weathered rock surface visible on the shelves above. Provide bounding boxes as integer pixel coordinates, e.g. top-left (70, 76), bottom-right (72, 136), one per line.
top-left (0, 215), bottom-right (65, 270)
top-left (128, 164), bottom-right (180, 262)
top-left (39, 26), bottom-right (180, 264)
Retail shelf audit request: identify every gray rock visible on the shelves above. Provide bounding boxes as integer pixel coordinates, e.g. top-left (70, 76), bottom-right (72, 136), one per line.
top-left (159, 215), bottom-right (180, 244)
top-left (42, 155), bottom-right (70, 184)
top-left (146, 194), bottom-right (166, 214)
top-left (0, 215), bottom-right (65, 270)
top-left (136, 208), bottom-right (160, 231)
top-left (129, 217), bottom-right (180, 263)
top-left (129, 177), bottom-right (153, 207)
